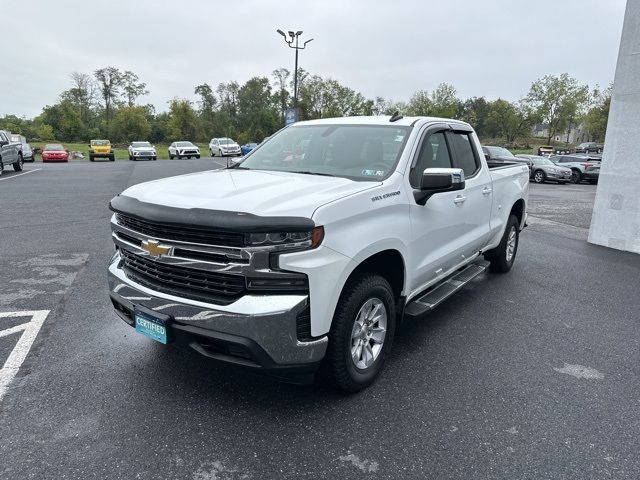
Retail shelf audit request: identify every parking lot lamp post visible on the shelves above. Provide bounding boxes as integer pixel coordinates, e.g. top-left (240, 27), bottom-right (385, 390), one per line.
top-left (276, 29), bottom-right (313, 109)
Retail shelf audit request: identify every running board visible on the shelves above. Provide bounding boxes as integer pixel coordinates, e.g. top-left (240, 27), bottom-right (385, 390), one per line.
top-left (404, 260), bottom-right (490, 318)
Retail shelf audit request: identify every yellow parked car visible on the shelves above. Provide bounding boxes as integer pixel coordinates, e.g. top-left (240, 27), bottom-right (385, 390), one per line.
top-left (89, 139), bottom-right (115, 161)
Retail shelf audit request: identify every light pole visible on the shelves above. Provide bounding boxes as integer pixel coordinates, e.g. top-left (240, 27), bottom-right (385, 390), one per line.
top-left (276, 29), bottom-right (313, 109)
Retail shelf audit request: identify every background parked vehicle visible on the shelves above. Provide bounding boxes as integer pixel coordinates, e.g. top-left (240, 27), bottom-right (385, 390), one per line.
top-left (483, 146), bottom-right (532, 172)
top-left (550, 154), bottom-right (599, 184)
top-left (128, 141), bottom-right (157, 161)
top-left (517, 154), bottom-right (572, 184)
top-left (0, 130), bottom-right (24, 174)
top-left (240, 142), bottom-right (258, 156)
top-left (11, 134), bottom-right (34, 162)
top-left (537, 145), bottom-right (554, 156)
top-left (575, 142), bottom-right (601, 154)
top-left (583, 164), bottom-right (600, 184)
top-left (209, 138), bottom-right (241, 157)
top-left (41, 143), bottom-right (69, 162)
top-left (89, 139), bottom-right (115, 161)
top-left (169, 141), bottom-right (200, 159)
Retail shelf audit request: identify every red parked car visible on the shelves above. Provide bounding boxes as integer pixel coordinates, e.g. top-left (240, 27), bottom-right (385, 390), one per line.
top-left (41, 144), bottom-right (69, 162)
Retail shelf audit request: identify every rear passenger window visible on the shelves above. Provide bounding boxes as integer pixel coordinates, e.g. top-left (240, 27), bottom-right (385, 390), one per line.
top-left (449, 133), bottom-right (479, 177)
top-left (410, 132), bottom-right (452, 187)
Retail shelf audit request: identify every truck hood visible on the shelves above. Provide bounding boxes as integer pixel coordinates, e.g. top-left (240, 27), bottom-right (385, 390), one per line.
top-left (121, 169), bottom-right (379, 218)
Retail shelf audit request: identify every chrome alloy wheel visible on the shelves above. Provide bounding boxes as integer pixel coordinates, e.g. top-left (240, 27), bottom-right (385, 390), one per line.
top-left (506, 227), bottom-right (517, 262)
top-left (350, 298), bottom-right (387, 370)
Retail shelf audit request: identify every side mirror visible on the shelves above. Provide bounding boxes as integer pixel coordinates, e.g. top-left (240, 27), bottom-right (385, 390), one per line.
top-left (414, 168), bottom-right (465, 205)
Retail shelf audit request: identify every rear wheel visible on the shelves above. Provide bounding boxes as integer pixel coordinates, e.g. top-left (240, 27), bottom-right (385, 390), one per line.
top-left (571, 169), bottom-right (582, 184)
top-left (485, 214), bottom-right (519, 273)
top-left (13, 153), bottom-right (24, 171)
top-left (533, 170), bottom-right (545, 183)
top-left (323, 273), bottom-right (396, 392)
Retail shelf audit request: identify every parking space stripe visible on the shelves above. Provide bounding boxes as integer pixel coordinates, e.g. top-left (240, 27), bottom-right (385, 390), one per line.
top-left (0, 169), bottom-right (41, 181)
top-left (0, 310), bottom-right (50, 402)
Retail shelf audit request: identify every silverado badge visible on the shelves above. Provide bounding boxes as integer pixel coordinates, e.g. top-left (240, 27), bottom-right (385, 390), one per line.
top-left (141, 239), bottom-right (171, 258)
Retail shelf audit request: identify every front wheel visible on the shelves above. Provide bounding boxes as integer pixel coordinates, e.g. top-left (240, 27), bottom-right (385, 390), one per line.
top-left (533, 170), bottom-right (545, 183)
top-left (323, 273), bottom-right (396, 393)
top-left (89, 155), bottom-right (94, 162)
top-left (13, 153), bottom-right (24, 171)
top-left (195, 154), bottom-right (200, 159)
top-left (485, 214), bottom-right (520, 273)
top-left (109, 155), bottom-right (115, 161)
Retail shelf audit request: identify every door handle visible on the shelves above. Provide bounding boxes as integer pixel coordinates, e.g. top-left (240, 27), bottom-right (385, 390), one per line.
top-left (482, 187), bottom-right (493, 196)
top-left (454, 195), bottom-right (467, 205)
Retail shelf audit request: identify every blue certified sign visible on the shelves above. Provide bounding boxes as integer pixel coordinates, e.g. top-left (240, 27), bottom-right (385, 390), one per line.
top-left (135, 311), bottom-right (167, 344)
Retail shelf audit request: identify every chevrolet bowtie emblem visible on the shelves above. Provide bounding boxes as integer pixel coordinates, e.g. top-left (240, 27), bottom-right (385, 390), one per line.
top-left (141, 239), bottom-right (171, 257)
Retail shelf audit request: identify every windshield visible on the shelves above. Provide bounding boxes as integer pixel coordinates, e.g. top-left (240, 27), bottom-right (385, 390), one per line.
top-left (237, 124), bottom-right (411, 181)
top-left (45, 144), bottom-right (64, 151)
top-left (131, 142), bottom-right (151, 148)
top-left (219, 138), bottom-right (233, 145)
top-left (484, 146), bottom-right (514, 157)
top-left (176, 142), bottom-right (195, 147)
top-left (91, 140), bottom-right (110, 146)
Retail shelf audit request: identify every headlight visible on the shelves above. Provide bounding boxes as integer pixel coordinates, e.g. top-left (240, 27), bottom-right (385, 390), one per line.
top-left (245, 226), bottom-right (324, 250)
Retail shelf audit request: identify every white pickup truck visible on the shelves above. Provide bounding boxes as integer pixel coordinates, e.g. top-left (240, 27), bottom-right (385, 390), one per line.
top-left (108, 115), bottom-right (529, 392)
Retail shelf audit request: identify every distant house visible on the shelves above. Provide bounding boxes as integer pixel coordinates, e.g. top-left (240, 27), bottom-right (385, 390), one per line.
top-left (531, 122), bottom-right (588, 144)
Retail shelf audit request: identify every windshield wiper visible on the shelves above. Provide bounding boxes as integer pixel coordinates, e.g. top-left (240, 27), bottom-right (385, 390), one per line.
top-left (289, 170), bottom-right (336, 177)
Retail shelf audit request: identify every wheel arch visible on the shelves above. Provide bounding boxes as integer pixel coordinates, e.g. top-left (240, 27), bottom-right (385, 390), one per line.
top-left (341, 249), bottom-right (406, 307)
top-left (509, 198), bottom-right (525, 228)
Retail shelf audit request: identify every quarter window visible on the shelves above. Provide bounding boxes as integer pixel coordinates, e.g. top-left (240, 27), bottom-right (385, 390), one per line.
top-left (410, 131), bottom-right (452, 187)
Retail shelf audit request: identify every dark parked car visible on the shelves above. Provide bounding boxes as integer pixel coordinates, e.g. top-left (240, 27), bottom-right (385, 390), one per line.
top-left (517, 154), bottom-right (572, 184)
top-left (583, 164), bottom-right (600, 184)
top-left (482, 146), bottom-right (532, 171)
top-left (575, 142), bottom-right (600, 154)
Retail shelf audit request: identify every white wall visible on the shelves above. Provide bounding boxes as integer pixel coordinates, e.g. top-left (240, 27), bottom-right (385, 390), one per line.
top-left (588, 0), bottom-right (640, 254)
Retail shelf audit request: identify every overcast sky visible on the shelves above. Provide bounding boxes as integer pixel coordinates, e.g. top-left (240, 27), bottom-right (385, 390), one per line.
top-left (2, 0), bottom-right (627, 118)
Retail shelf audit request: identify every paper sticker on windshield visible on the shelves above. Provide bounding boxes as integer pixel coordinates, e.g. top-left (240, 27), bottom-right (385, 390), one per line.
top-left (362, 169), bottom-right (385, 176)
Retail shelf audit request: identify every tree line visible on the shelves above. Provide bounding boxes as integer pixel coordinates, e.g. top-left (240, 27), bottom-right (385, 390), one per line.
top-left (0, 67), bottom-right (611, 146)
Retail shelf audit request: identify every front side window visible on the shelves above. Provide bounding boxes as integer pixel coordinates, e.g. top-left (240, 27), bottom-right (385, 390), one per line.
top-left (410, 131), bottom-right (452, 187)
top-left (238, 124), bottom-right (411, 182)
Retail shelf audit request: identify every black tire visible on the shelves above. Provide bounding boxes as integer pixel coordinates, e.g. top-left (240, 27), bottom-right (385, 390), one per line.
top-left (0, 158), bottom-right (4, 176)
top-left (186, 156), bottom-right (191, 159)
top-left (589, 180), bottom-right (597, 185)
top-left (13, 153), bottom-right (24, 172)
top-left (89, 155), bottom-right (94, 162)
top-left (570, 169), bottom-right (582, 184)
top-left (323, 273), bottom-right (396, 393)
top-left (485, 214), bottom-right (520, 273)
top-left (209, 149), bottom-right (213, 157)
top-left (532, 169), bottom-right (545, 183)
top-left (109, 155), bottom-right (115, 161)
top-left (195, 155), bottom-right (200, 159)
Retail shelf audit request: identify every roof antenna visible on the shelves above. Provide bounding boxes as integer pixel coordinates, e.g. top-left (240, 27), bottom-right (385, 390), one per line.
top-left (389, 111), bottom-right (403, 122)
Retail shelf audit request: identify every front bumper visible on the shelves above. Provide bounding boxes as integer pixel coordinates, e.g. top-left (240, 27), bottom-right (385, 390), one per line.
top-left (108, 251), bottom-right (327, 373)
top-left (546, 171), bottom-right (572, 180)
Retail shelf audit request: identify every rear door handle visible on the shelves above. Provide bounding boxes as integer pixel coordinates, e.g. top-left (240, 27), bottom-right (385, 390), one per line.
top-left (454, 195), bottom-right (467, 205)
top-left (482, 187), bottom-right (493, 196)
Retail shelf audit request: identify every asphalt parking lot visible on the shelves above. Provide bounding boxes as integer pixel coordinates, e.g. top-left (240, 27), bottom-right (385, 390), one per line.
top-left (1, 161), bottom-right (638, 479)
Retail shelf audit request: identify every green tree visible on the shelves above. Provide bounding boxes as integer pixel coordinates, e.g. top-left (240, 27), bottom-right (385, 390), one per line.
top-left (122, 71), bottom-right (149, 107)
top-left (582, 85), bottom-right (611, 142)
top-left (111, 106), bottom-right (151, 142)
top-left (406, 90), bottom-right (432, 116)
top-left (430, 83), bottom-right (459, 118)
top-left (525, 73), bottom-right (589, 144)
top-left (485, 99), bottom-right (534, 142)
top-left (460, 97), bottom-right (491, 137)
top-left (272, 68), bottom-right (291, 117)
top-left (167, 98), bottom-right (199, 140)
top-left (94, 67), bottom-right (124, 130)
top-left (237, 77), bottom-right (279, 140)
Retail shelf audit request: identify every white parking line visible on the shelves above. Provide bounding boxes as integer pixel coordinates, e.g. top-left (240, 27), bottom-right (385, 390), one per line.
top-left (0, 168), bottom-right (41, 181)
top-left (0, 310), bottom-right (50, 401)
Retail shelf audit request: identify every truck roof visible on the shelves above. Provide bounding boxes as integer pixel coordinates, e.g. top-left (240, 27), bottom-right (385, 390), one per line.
top-left (293, 115), bottom-right (472, 129)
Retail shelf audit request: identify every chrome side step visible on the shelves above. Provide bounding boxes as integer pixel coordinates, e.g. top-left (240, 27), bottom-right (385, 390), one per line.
top-left (404, 260), bottom-right (489, 318)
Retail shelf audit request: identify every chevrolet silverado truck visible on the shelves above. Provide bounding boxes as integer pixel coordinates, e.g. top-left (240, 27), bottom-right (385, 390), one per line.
top-left (108, 115), bottom-right (529, 392)
top-left (89, 139), bottom-right (115, 161)
top-left (0, 130), bottom-right (24, 175)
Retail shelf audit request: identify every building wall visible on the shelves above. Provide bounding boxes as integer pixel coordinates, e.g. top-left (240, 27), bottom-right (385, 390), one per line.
top-left (588, 0), bottom-right (640, 254)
